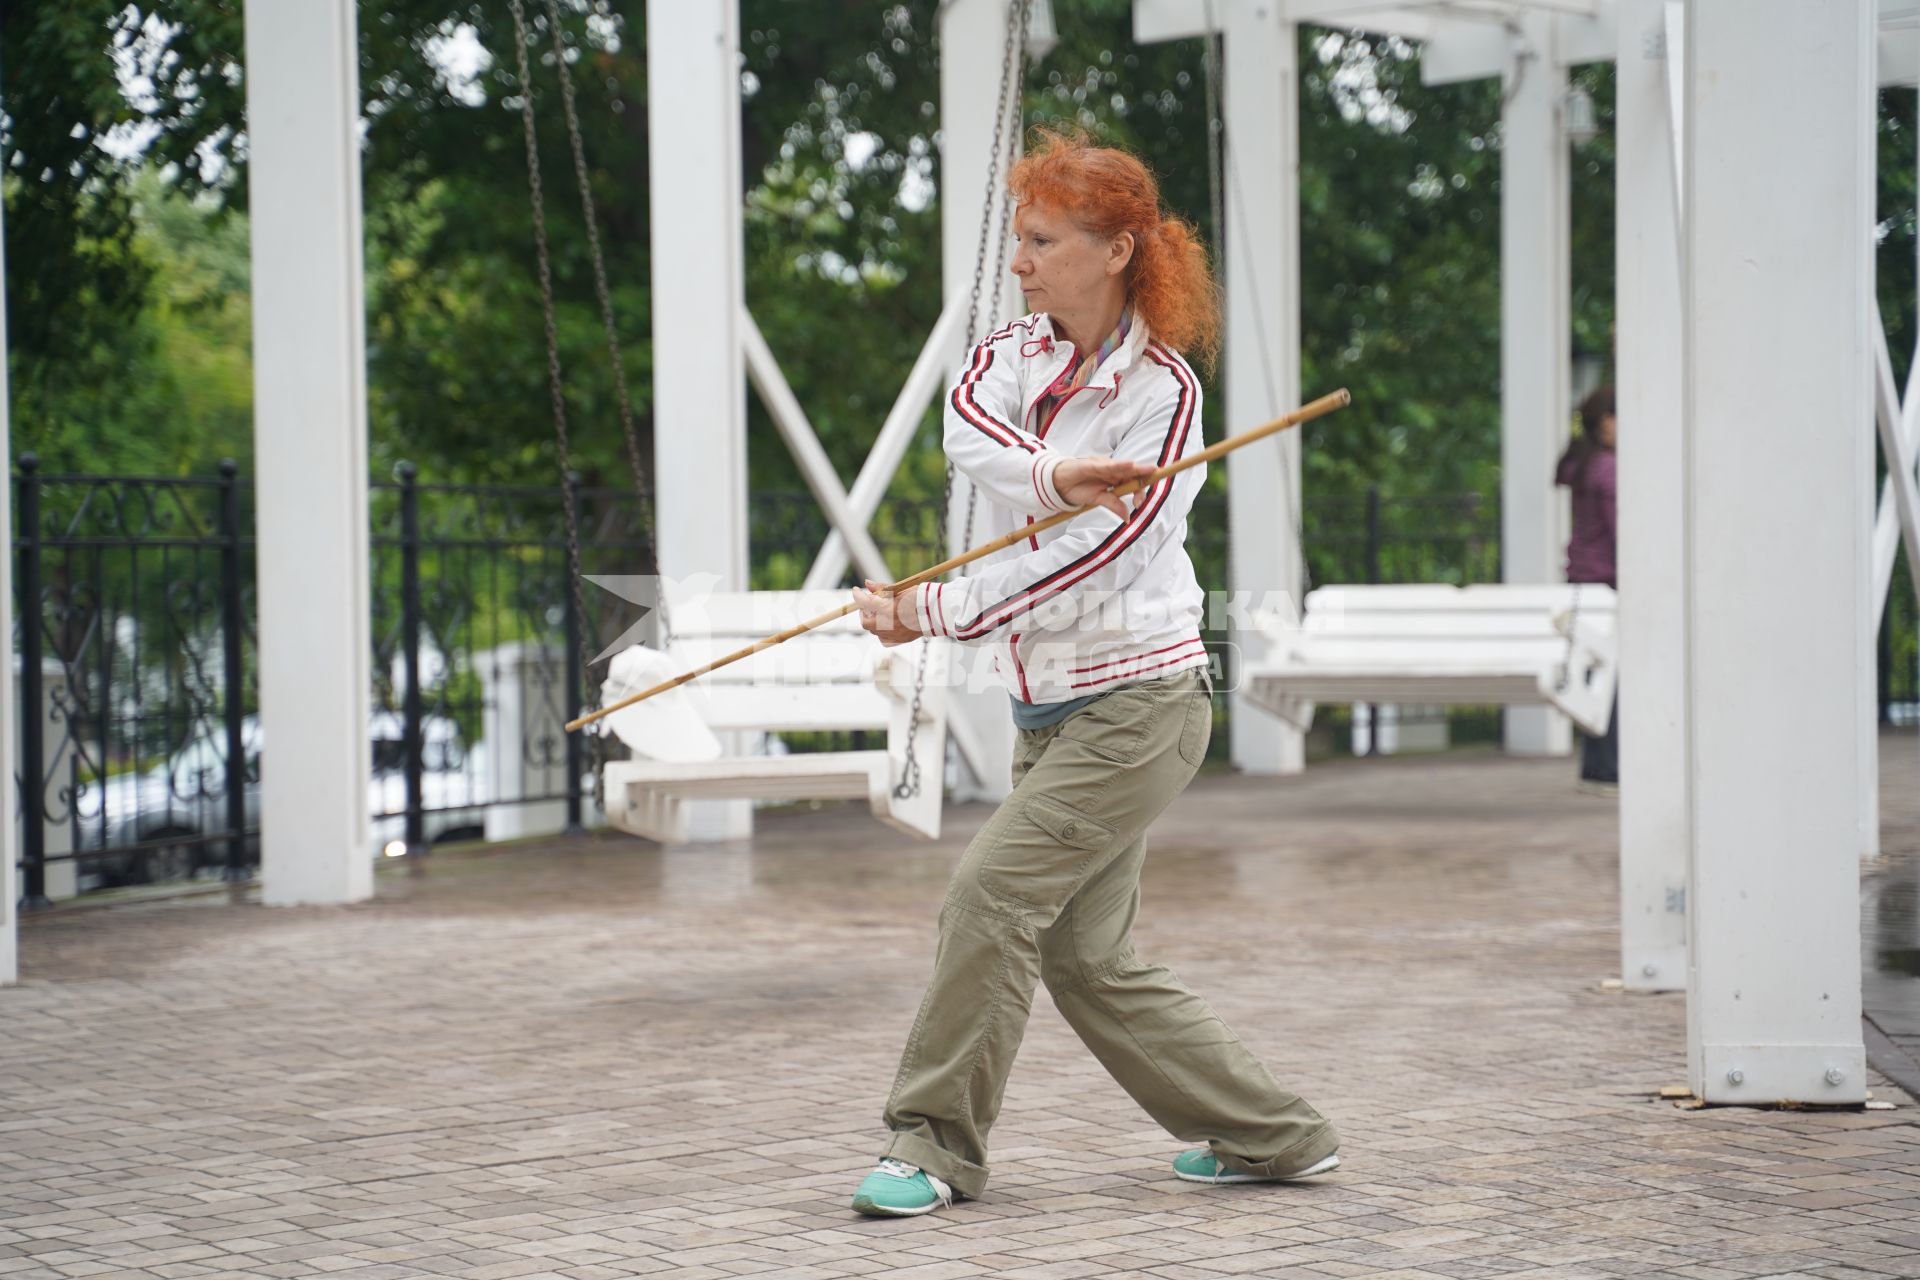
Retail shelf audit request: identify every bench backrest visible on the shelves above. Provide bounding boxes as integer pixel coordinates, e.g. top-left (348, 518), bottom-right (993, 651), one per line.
top-left (1264, 584), bottom-right (1617, 670)
top-left (1298, 584), bottom-right (1615, 636)
top-left (662, 590), bottom-right (891, 734)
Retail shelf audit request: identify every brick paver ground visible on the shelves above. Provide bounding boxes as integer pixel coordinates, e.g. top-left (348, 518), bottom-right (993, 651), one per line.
top-left (5, 741), bottom-right (1919, 1280)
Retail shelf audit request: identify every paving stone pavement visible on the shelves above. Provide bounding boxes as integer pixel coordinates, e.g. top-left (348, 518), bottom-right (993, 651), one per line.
top-left (5, 743), bottom-right (1919, 1280)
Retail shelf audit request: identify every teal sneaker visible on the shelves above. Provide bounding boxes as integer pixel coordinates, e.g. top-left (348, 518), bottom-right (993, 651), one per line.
top-left (1172, 1149), bottom-right (1340, 1184)
top-left (851, 1158), bottom-right (955, 1217)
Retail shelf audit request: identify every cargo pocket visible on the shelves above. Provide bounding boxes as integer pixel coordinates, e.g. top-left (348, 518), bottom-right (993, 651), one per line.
top-left (981, 793), bottom-right (1116, 911)
top-left (1177, 691), bottom-right (1212, 767)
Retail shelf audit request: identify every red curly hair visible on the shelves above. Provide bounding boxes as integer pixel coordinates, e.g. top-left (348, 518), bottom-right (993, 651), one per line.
top-left (1007, 127), bottom-right (1221, 370)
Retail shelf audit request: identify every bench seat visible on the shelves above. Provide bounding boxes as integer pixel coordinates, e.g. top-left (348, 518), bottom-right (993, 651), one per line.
top-left (600, 591), bottom-right (949, 843)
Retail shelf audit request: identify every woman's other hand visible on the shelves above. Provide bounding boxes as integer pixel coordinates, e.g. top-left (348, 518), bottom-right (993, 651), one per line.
top-left (1053, 456), bottom-right (1156, 519)
top-left (853, 580), bottom-right (923, 647)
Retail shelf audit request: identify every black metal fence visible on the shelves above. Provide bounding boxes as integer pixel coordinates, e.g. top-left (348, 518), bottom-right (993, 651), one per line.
top-left (11, 458), bottom-right (259, 900)
top-left (365, 466), bottom-right (653, 853)
top-left (13, 463), bottom-right (1919, 899)
top-left (10, 459), bottom-right (655, 898)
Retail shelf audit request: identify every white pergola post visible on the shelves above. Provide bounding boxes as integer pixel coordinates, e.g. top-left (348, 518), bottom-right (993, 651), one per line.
top-left (1223, 0), bottom-right (1307, 776)
top-left (1613, 0), bottom-right (1687, 992)
top-left (245, 0), bottom-right (373, 905)
top-left (1682, 0), bottom-right (1871, 1105)
top-left (1500, 9), bottom-right (1574, 758)
top-left (939, 0), bottom-right (1025, 803)
top-left (1, 184), bottom-right (15, 984)
top-left (647, 0), bottom-right (752, 840)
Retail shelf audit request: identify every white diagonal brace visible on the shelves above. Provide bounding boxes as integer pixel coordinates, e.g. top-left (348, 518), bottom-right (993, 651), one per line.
top-left (741, 306), bottom-right (990, 789)
top-left (1871, 306), bottom-right (1920, 627)
top-left (806, 302), bottom-right (965, 590)
top-left (740, 307), bottom-right (892, 586)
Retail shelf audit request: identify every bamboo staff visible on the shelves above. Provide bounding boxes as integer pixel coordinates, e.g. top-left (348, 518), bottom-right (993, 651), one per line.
top-left (566, 387), bottom-right (1351, 733)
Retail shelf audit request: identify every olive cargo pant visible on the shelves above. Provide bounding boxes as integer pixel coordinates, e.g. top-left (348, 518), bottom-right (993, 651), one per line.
top-left (880, 670), bottom-right (1338, 1197)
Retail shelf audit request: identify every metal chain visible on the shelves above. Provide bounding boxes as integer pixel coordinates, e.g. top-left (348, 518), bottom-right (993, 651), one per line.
top-left (1555, 581), bottom-right (1582, 693)
top-left (947, 0), bottom-right (1031, 559)
top-left (896, 0), bottom-right (1031, 802)
top-left (539, 0), bottom-right (669, 644)
top-left (507, 0), bottom-right (607, 811)
top-left (1201, 14), bottom-right (1225, 282)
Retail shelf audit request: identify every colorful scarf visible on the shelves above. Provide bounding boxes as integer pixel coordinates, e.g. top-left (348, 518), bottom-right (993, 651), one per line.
top-left (1034, 306), bottom-right (1132, 427)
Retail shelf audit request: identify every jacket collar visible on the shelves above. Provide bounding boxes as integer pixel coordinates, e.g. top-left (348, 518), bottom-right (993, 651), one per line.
top-left (1020, 309), bottom-right (1153, 391)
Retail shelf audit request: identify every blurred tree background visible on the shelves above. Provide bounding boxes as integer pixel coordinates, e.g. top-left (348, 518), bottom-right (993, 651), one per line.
top-left (3, 2), bottom-right (1914, 507)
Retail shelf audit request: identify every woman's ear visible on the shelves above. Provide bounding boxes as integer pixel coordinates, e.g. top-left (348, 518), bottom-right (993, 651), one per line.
top-left (1106, 230), bottom-right (1136, 277)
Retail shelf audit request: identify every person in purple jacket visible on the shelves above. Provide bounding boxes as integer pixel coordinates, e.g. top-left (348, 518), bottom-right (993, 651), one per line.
top-left (1556, 387), bottom-right (1618, 792)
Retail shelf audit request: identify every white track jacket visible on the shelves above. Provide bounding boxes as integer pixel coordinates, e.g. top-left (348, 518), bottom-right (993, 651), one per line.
top-left (912, 311), bottom-right (1211, 704)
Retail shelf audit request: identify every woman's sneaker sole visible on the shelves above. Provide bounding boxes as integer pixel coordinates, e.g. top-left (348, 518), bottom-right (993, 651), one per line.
top-left (1174, 1152), bottom-right (1341, 1184)
top-left (851, 1193), bottom-right (942, 1217)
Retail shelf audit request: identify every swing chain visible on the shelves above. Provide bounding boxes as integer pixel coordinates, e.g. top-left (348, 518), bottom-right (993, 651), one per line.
top-left (1554, 581), bottom-right (1582, 694)
top-left (540, 0), bottom-right (668, 644)
top-left (506, 0), bottom-right (607, 813)
top-left (896, 0), bottom-right (1032, 803)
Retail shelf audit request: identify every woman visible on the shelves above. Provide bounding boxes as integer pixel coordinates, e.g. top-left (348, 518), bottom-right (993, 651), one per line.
top-left (847, 130), bottom-right (1339, 1217)
top-left (1556, 386), bottom-right (1618, 793)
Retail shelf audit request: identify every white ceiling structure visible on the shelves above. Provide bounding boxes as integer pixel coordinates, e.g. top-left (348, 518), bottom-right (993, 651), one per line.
top-left (1145, 0), bottom-right (1920, 85)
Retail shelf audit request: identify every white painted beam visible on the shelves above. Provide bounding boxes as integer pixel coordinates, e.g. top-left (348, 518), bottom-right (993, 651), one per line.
top-left (1416, 0), bottom-right (1920, 85)
top-left (1420, 9), bottom-right (1616, 84)
top-left (1682, 0), bottom-right (1871, 1106)
top-left (1500, 10), bottom-right (1573, 758)
top-left (1223, 0), bottom-right (1308, 775)
top-left (1134, 0), bottom-right (1217, 43)
top-left (1137, 0), bottom-right (1487, 45)
top-left (1501, 0), bottom-right (1600, 14)
top-left (245, 0), bottom-right (374, 905)
top-left (1556, 10), bottom-right (1617, 64)
top-left (807, 303), bottom-right (964, 590)
top-left (1419, 23), bottom-right (1512, 84)
top-left (1293, 2), bottom-right (1455, 41)
top-left (648, 0), bottom-right (751, 840)
top-left (740, 308), bottom-right (892, 586)
top-left (1614, 0), bottom-right (1687, 993)
top-left (1881, 27), bottom-right (1920, 85)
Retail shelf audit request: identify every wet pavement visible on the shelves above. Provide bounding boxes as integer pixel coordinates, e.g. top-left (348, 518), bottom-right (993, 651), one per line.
top-left (2, 736), bottom-right (1918, 1279)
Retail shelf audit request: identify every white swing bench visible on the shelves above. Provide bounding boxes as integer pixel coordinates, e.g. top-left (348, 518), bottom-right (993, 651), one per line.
top-left (600, 591), bottom-right (949, 844)
top-left (1239, 583), bottom-right (1618, 737)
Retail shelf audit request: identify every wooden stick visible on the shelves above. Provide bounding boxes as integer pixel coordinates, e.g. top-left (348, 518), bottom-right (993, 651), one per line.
top-left (566, 387), bottom-right (1351, 732)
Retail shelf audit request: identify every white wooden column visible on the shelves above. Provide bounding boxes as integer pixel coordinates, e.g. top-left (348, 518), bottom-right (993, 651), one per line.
top-left (1, 183), bottom-right (16, 984)
top-left (647, 0), bottom-right (751, 839)
top-left (1614, 0), bottom-right (1687, 992)
top-left (1500, 10), bottom-right (1574, 757)
top-left (245, 0), bottom-right (374, 905)
top-left (939, 0), bottom-right (1023, 802)
top-left (1682, 0), bottom-right (1871, 1104)
top-left (1223, 0), bottom-right (1306, 776)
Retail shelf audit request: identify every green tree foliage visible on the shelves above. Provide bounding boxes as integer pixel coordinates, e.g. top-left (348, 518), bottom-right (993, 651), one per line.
top-left (10, 170), bottom-right (252, 474)
top-left (41, 0), bottom-right (1920, 525)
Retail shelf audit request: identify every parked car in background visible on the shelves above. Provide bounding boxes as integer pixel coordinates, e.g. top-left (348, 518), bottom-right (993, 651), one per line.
top-left (76, 712), bottom-right (487, 888)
